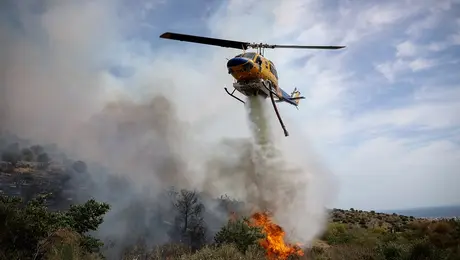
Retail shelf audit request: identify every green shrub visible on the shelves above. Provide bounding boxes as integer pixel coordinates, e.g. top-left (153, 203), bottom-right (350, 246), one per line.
top-left (0, 194), bottom-right (110, 259)
top-left (377, 242), bottom-right (408, 260)
top-left (322, 223), bottom-right (355, 245)
top-left (214, 216), bottom-right (265, 254)
top-left (327, 244), bottom-right (377, 260)
top-left (407, 240), bottom-right (435, 260)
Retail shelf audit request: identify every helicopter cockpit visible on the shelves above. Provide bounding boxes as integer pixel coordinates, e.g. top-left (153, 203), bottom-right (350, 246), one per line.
top-left (232, 52), bottom-right (278, 79)
top-left (235, 52), bottom-right (257, 60)
top-left (235, 52), bottom-right (264, 69)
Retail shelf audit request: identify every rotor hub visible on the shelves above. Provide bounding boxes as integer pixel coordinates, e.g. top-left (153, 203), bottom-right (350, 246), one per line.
top-left (248, 43), bottom-right (273, 49)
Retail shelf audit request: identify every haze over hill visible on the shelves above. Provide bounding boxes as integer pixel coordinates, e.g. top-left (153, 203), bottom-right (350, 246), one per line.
top-left (381, 205), bottom-right (460, 219)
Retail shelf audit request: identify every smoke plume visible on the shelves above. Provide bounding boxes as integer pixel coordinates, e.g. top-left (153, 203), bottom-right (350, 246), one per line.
top-left (241, 96), bottom-right (337, 244)
top-left (0, 0), bottom-right (337, 252)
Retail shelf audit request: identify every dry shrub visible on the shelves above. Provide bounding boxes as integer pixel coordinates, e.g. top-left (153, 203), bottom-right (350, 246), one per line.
top-left (154, 243), bottom-right (191, 259)
top-left (13, 167), bottom-right (34, 173)
top-left (40, 228), bottom-right (101, 260)
top-left (241, 245), bottom-right (267, 259)
top-left (312, 244), bottom-right (377, 260)
top-left (181, 244), bottom-right (266, 260)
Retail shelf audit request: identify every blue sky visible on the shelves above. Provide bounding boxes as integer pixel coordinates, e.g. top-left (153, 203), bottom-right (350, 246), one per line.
top-left (2, 0), bottom-right (459, 211)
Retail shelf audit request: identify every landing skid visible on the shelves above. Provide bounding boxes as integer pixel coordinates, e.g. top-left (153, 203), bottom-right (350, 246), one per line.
top-left (224, 87), bottom-right (245, 104)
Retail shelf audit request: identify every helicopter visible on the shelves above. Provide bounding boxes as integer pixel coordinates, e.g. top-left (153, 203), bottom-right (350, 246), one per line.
top-left (159, 32), bottom-right (345, 137)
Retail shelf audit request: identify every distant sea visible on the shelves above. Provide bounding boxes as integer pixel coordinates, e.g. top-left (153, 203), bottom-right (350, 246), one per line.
top-left (381, 205), bottom-right (460, 219)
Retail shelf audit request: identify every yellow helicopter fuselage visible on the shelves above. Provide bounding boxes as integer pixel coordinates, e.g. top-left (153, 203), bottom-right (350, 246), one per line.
top-left (226, 52), bottom-right (281, 96)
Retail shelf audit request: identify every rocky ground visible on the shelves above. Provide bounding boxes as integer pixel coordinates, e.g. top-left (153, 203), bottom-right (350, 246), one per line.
top-left (0, 160), bottom-right (83, 210)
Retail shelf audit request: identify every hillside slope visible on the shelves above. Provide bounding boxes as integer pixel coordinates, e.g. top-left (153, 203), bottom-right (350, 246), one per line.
top-left (1, 137), bottom-right (459, 259)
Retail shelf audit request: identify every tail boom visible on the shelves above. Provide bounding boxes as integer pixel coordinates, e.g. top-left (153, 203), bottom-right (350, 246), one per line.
top-left (278, 87), bottom-right (305, 106)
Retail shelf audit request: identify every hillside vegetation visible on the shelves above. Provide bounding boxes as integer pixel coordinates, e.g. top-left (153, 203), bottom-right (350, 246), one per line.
top-left (1, 137), bottom-right (459, 260)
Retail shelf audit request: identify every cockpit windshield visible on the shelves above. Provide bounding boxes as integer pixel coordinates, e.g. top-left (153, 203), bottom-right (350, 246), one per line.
top-left (268, 60), bottom-right (279, 79)
top-left (235, 52), bottom-right (256, 61)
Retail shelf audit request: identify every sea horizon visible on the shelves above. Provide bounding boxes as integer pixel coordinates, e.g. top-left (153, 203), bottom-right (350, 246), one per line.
top-left (379, 205), bottom-right (460, 218)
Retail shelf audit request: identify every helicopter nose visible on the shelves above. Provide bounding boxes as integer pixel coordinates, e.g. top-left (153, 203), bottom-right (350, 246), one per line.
top-left (227, 57), bottom-right (248, 68)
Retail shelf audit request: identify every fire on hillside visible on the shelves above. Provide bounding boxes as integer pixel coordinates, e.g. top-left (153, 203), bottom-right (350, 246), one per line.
top-left (247, 211), bottom-right (304, 260)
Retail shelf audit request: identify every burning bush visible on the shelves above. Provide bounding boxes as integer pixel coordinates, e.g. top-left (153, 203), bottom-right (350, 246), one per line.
top-left (248, 212), bottom-right (305, 260)
top-left (213, 211), bottom-right (305, 259)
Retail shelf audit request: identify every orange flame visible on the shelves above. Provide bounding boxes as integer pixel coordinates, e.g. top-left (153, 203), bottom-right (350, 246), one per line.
top-left (248, 212), bottom-right (304, 260)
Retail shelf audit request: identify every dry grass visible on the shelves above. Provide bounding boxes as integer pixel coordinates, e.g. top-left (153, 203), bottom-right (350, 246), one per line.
top-left (310, 244), bottom-right (377, 260)
top-left (13, 166), bottom-right (34, 174)
top-left (180, 244), bottom-right (267, 260)
top-left (120, 244), bottom-right (267, 260)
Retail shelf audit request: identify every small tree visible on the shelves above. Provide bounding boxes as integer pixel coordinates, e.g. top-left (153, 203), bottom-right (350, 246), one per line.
top-left (37, 153), bottom-right (50, 170)
top-left (64, 199), bottom-right (111, 252)
top-left (30, 145), bottom-right (44, 156)
top-left (218, 194), bottom-right (246, 215)
top-left (1, 150), bottom-right (20, 165)
top-left (72, 160), bottom-right (87, 173)
top-left (169, 189), bottom-right (207, 250)
top-left (37, 153), bottom-right (50, 163)
top-left (21, 148), bottom-right (34, 162)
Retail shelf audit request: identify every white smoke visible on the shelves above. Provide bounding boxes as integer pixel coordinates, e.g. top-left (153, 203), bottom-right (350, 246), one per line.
top-left (244, 95), bottom-right (337, 246)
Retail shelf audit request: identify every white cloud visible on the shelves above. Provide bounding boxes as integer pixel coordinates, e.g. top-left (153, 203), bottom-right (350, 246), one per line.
top-left (375, 51), bottom-right (440, 82)
top-left (451, 33), bottom-right (460, 44)
top-left (310, 84), bottom-right (460, 140)
top-left (355, 101), bottom-right (460, 131)
top-left (427, 41), bottom-right (450, 51)
top-left (272, 0), bottom-right (318, 37)
top-left (409, 58), bottom-right (438, 71)
top-left (396, 41), bottom-right (419, 57)
top-left (406, 13), bottom-right (439, 37)
top-left (375, 59), bottom-right (408, 82)
top-left (404, 0), bottom-right (456, 37)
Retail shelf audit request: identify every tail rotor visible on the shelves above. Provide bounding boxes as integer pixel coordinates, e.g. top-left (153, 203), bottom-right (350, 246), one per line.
top-left (290, 87), bottom-right (303, 107)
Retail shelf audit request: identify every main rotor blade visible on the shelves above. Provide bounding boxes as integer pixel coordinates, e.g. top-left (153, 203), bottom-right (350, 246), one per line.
top-left (268, 44), bottom-right (345, 49)
top-left (160, 32), bottom-right (250, 50)
top-left (160, 32), bottom-right (346, 50)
